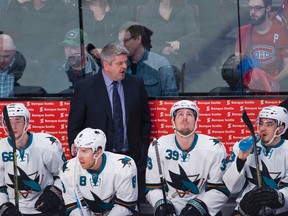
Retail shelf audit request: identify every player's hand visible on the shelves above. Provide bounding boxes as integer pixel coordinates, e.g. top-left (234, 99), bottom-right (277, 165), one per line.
top-left (238, 186), bottom-right (262, 215)
top-left (34, 185), bottom-right (63, 212)
top-left (180, 198), bottom-right (209, 216)
top-left (0, 202), bottom-right (22, 216)
top-left (257, 186), bottom-right (285, 209)
top-left (154, 201), bottom-right (176, 216)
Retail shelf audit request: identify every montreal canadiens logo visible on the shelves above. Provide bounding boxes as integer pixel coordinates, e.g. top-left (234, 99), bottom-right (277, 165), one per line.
top-left (250, 45), bottom-right (275, 65)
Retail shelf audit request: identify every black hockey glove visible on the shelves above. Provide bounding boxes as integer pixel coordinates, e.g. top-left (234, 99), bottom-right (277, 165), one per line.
top-left (180, 198), bottom-right (209, 216)
top-left (154, 200), bottom-right (176, 216)
top-left (0, 202), bottom-right (22, 216)
top-left (238, 186), bottom-right (263, 215)
top-left (258, 186), bottom-right (285, 209)
top-left (34, 185), bottom-right (63, 212)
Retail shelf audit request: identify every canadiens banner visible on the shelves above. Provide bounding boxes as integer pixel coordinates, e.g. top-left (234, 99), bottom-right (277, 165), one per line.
top-left (0, 98), bottom-right (284, 159)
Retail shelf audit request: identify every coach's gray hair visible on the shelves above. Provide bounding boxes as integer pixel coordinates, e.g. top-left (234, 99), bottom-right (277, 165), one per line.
top-left (101, 42), bottom-right (129, 64)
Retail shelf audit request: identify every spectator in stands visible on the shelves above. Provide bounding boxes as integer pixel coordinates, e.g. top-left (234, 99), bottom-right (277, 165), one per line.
top-left (68, 42), bottom-right (151, 211)
top-left (138, 0), bottom-right (200, 71)
top-left (119, 23), bottom-right (179, 96)
top-left (0, 0), bottom-right (70, 70)
top-left (45, 28), bottom-right (99, 94)
top-left (209, 54), bottom-right (253, 96)
top-left (79, 0), bottom-right (132, 53)
top-left (0, 34), bottom-right (25, 97)
top-left (234, 0), bottom-right (288, 92)
top-left (146, 100), bottom-right (229, 215)
top-left (223, 105), bottom-right (288, 215)
top-left (188, 0), bottom-right (230, 69)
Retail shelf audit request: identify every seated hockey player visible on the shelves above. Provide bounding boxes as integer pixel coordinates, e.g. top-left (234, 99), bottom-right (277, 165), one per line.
top-left (145, 100), bottom-right (229, 216)
top-left (0, 103), bottom-right (66, 216)
top-left (223, 106), bottom-right (288, 215)
top-left (60, 127), bottom-right (138, 215)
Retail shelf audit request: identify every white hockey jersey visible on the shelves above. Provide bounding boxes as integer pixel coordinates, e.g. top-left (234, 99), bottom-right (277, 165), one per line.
top-left (60, 152), bottom-right (138, 216)
top-left (0, 132), bottom-right (66, 214)
top-left (223, 138), bottom-right (288, 215)
top-left (146, 133), bottom-right (229, 216)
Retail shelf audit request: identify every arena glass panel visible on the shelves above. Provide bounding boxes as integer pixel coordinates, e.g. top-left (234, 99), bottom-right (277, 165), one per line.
top-left (0, 0), bottom-right (287, 97)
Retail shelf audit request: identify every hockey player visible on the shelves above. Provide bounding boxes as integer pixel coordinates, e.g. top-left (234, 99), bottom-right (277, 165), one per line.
top-left (145, 100), bottom-right (229, 216)
top-left (223, 106), bottom-right (288, 215)
top-left (60, 127), bottom-right (138, 215)
top-left (0, 103), bottom-right (66, 216)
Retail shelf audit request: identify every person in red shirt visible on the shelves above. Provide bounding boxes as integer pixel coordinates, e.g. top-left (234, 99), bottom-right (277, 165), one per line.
top-left (235, 0), bottom-right (288, 92)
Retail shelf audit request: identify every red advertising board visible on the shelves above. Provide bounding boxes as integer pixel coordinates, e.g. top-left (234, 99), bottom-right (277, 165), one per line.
top-left (148, 99), bottom-right (284, 155)
top-left (0, 98), bottom-right (284, 159)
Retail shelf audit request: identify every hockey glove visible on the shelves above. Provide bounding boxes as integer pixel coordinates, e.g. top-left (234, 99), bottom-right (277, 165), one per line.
top-left (34, 185), bottom-right (63, 212)
top-left (180, 198), bottom-right (209, 216)
top-left (238, 186), bottom-right (263, 215)
top-left (0, 202), bottom-right (22, 216)
top-left (258, 186), bottom-right (285, 209)
top-left (154, 199), bottom-right (176, 216)
top-left (239, 134), bottom-right (260, 152)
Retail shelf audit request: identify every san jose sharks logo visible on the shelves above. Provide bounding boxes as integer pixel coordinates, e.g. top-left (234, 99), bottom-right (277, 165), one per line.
top-left (167, 164), bottom-right (202, 198)
top-left (46, 136), bottom-right (59, 146)
top-left (118, 157), bottom-right (132, 168)
top-left (7, 166), bottom-right (42, 198)
top-left (84, 191), bottom-right (113, 213)
top-left (248, 160), bottom-right (281, 189)
top-left (62, 161), bottom-right (69, 172)
top-left (210, 138), bottom-right (223, 146)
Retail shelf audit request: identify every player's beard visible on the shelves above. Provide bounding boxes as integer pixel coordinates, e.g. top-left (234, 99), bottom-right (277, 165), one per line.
top-left (177, 127), bottom-right (193, 136)
top-left (250, 10), bottom-right (266, 26)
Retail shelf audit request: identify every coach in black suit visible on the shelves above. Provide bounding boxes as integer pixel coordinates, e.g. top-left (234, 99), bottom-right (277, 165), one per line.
top-left (68, 43), bottom-right (151, 205)
top-left (68, 42), bottom-right (151, 166)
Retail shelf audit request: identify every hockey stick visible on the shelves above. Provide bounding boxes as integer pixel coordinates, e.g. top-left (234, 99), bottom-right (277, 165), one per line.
top-left (242, 109), bottom-right (266, 216)
top-left (73, 156), bottom-right (84, 216)
top-left (2, 106), bottom-right (19, 210)
top-left (153, 138), bottom-right (168, 214)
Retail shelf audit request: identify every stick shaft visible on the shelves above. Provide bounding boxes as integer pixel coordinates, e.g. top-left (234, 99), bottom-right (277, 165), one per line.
top-left (153, 138), bottom-right (168, 211)
top-left (3, 106), bottom-right (19, 210)
top-left (74, 156), bottom-right (84, 216)
top-left (242, 109), bottom-right (266, 216)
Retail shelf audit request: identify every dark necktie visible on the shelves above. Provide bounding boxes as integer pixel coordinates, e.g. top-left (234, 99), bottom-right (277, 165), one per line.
top-left (112, 81), bottom-right (124, 152)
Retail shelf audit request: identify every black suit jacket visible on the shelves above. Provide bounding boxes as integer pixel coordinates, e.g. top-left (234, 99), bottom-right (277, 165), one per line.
top-left (68, 71), bottom-right (151, 170)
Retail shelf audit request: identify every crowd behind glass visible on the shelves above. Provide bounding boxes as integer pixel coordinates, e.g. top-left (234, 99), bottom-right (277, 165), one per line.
top-left (0, 0), bottom-right (287, 97)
